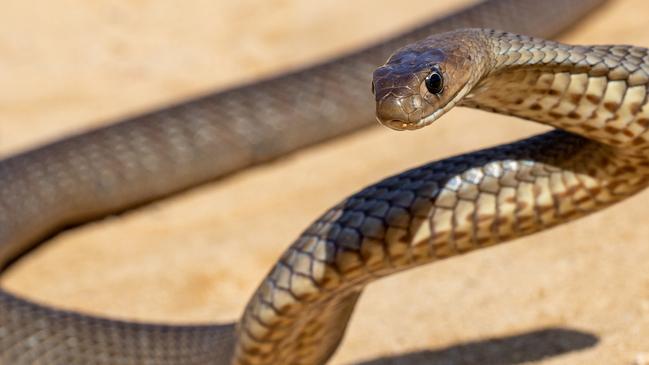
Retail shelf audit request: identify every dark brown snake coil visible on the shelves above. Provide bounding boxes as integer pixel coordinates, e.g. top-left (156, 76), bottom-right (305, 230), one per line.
top-left (0, 1), bottom-right (610, 364)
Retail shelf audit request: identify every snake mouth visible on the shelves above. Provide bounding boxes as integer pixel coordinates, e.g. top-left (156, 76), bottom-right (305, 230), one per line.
top-left (377, 80), bottom-right (474, 131)
top-left (380, 119), bottom-right (419, 131)
top-left (378, 107), bottom-right (446, 131)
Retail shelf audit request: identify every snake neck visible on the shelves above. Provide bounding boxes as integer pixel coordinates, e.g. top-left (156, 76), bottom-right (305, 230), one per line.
top-left (460, 29), bottom-right (649, 154)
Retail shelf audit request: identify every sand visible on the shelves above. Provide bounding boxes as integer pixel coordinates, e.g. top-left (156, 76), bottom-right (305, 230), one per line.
top-left (1, 0), bottom-right (648, 364)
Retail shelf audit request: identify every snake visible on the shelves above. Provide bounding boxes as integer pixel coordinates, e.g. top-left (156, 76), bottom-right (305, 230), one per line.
top-left (0, 1), bottom-right (617, 365)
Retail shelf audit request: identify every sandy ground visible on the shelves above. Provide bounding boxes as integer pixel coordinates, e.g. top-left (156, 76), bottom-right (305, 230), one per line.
top-left (1, 0), bottom-right (649, 364)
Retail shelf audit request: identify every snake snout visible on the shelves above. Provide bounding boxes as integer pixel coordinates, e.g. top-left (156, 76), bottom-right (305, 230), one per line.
top-left (376, 98), bottom-right (405, 129)
top-left (375, 91), bottom-right (424, 130)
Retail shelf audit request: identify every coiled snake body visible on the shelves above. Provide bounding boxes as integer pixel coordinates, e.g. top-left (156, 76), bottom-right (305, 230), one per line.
top-left (3, 1), bottom-right (640, 365)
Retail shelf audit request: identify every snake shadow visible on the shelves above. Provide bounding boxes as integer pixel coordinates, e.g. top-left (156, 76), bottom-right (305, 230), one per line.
top-left (351, 327), bottom-right (598, 365)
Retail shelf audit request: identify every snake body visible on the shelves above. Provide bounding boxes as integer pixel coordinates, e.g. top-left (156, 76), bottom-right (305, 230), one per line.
top-left (235, 29), bottom-right (649, 364)
top-left (0, 1), bottom-right (615, 365)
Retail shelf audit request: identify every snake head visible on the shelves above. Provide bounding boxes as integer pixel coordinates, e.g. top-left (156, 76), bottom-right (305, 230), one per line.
top-left (372, 31), bottom-right (481, 131)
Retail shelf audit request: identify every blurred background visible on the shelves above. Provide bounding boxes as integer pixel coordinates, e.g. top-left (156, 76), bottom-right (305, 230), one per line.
top-left (1, 0), bottom-right (648, 364)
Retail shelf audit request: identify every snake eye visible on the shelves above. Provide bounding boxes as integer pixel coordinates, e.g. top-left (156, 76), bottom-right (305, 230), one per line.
top-left (424, 68), bottom-right (443, 94)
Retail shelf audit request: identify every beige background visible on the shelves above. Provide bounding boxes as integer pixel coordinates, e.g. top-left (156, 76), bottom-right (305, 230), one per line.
top-left (1, 0), bottom-right (648, 364)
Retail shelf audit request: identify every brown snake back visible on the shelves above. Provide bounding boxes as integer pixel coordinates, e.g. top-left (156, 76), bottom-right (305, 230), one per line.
top-left (0, 2), bottom-right (609, 365)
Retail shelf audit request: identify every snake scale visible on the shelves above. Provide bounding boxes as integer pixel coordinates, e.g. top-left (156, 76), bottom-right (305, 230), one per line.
top-left (0, 1), bottom-right (624, 364)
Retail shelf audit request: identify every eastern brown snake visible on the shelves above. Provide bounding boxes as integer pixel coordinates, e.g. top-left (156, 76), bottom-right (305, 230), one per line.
top-left (1, 1), bottom-right (625, 364)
